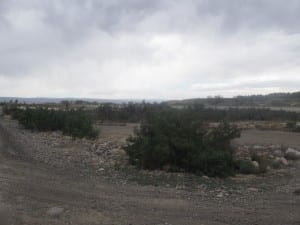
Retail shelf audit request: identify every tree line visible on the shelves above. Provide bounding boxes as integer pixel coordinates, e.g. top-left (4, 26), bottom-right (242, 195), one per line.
top-left (2, 105), bottom-right (98, 139)
top-left (94, 103), bottom-right (300, 122)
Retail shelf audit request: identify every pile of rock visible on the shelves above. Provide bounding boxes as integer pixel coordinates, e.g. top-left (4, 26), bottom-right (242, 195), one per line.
top-left (284, 148), bottom-right (300, 160)
top-left (236, 144), bottom-right (300, 173)
top-left (0, 117), bottom-right (129, 173)
top-left (271, 147), bottom-right (300, 168)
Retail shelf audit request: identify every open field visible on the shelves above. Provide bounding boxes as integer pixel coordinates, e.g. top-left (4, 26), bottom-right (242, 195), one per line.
top-left (234, 129), bottom-right (300, 149)
top-left (96, 123), bottom-right (137, 143)
top-left (0, 118), bottom-right (299, 225)
top-left (171, 105), bottom-right (300, 112)
top-left (209, 106), bottom-right (300, 112)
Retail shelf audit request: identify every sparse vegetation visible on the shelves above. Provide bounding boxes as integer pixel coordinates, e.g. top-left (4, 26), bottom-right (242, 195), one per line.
top-left (286, 121), bottom-right (300, 132)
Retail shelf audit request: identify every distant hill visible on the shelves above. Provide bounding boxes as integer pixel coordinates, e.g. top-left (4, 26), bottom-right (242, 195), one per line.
top-left (166, 91), bottom-right (300, 108)
top-left (0, 97), bottom-right (161, 104)
top-left (1, 92), bottom-right (299, 108)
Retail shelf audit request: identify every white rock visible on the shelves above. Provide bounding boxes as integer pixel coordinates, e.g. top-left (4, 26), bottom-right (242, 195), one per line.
top-left (285, 148), bottom-right (300, 160)
top-left (270, 144), bottom-right (281, 150)
top-left (47, 207), bottom-right (64, 217)
top-left (216, 193), bottom-right (224, 198)
top-left (273, 157), bottom-right (289, 166)
top-left (279, 157), bottom-right (289, 166)
top-left (247, 187), bottom-right (258, 192)
top-left (251, 161), bottom-right (259, 170)
top-left (273, 150), bottom-right (283, 157)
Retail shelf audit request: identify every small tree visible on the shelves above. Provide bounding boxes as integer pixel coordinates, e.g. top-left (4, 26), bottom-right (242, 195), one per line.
top-left (124, 111), bottom-right (240, 177)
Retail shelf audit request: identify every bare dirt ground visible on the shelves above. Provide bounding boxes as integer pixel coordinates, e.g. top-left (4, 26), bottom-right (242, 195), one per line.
top-left (234, 129), bottom-right (300, 149)
top-left (0, 120), bottom-right (299, 225)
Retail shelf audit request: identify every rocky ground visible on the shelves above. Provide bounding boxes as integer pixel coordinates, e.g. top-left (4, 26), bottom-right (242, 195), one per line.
top-left (0, 116), bottom-right (299, 225)
top-left (0, 116), bottom-right (128, 174)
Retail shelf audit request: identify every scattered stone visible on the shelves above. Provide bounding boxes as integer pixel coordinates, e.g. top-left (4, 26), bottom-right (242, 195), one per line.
top-left (273, 157), bottom-right (289, 166)
top-left (216, 193), bottom-right (224, 198)
top-left (247, 188), bottom-right (258, 192)
top-left (285, 148), bottom-right (300, 160)
top-left (98, 168), bottom-right (105, 172)
top-left (202, 175), bottom-right (209, 179)
top-left (253, 145), bottom-right (263, 150)
top-left (270, 144), bottom-right (281, 150)
top-left (279, 157), bottom-right (289, 166)
top-left (176, 184), bottom-right (186, 190)
top-left (47, 207), bottom-right (64, 217)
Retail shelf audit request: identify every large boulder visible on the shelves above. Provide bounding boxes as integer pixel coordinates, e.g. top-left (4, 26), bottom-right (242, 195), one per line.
top-left (285, 148), bottom-right (300, 160)
top-left (251, 161), bottom-right (260, 170)
top-left (274, 157), bottom-right (289, 166)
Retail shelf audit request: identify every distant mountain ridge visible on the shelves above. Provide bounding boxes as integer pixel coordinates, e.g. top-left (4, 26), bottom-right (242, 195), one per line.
top-left (1, 92), bottom-right (299, 107)
top-left (0, 97), bottom-right (162, 104)
top-left (166, 91), bottom-right (300, 108)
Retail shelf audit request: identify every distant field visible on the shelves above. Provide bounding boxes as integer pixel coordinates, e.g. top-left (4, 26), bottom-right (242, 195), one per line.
top-left (267, 107), bottom-right (300, 112)
top-left (96, 123), bottom-right (300, 149)
top-left (234, 129), bottom-right (300, 148)
top-left (206, 105), bottom-right (300, 112)
top-left (170, 104), bottom-right (300, 112)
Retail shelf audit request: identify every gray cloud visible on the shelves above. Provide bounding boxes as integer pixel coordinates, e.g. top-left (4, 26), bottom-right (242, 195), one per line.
top-left (0, 0), bottom-right (299, 98)
top-left (197, 0), bottom-right (300, 33)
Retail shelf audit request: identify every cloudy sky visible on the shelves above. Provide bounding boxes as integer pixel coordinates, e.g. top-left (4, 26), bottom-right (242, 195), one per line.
top-left (1, 0), bottom-right (300, 99)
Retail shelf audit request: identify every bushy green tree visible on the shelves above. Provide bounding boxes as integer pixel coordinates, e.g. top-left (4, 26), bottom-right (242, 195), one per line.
top-left (124, 111), bottom-right (240, 177)
top-left (62, 110), bottom-right (98, 138)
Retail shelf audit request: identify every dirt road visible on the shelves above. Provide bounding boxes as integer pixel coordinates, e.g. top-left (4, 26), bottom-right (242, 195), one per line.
top-left (0, 123), bottom-right (299, 225)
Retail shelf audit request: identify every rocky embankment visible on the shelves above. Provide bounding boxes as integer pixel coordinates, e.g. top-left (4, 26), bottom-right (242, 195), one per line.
top-left (0, 116), bottom-right (128, 174)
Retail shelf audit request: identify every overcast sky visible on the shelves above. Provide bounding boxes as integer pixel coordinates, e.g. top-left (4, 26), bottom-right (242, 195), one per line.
top-left (1, 0), bottom-right (300, 99)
